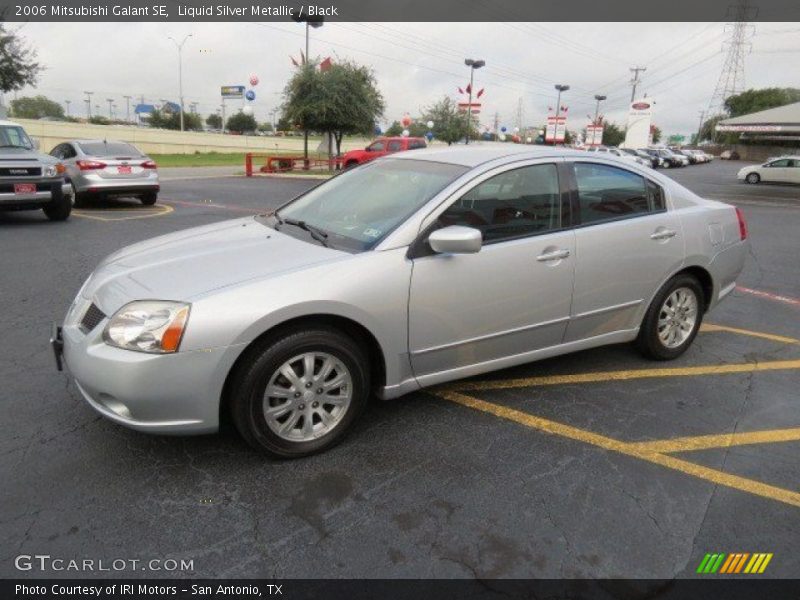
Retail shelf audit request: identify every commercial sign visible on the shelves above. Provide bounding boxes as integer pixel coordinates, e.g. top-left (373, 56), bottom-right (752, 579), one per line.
top-left (586, 125), bottom-right (604, 146)
top-left (622, 98), bottom-right (654, 149)
top-left (221, 85), bottom-right (245, 99)
top-left (545, 116), bottom-right (567, 143)
top-left (716, 124), bottom-right (783, 132)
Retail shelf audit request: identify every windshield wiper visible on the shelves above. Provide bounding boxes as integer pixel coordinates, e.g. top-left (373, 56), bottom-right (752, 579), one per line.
top-left (276, 215), bottom-right (329, 247)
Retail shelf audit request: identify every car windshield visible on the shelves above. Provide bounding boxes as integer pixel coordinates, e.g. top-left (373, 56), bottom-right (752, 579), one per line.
top-left (0, 125), bottom-right (34, 149)
top-left (264, 158), bottom-right (468, 252)
top-left (78, 141), bottom-right (143, 157)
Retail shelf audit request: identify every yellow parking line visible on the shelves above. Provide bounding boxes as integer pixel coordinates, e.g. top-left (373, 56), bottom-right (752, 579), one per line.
top-left (448, 359), bottom-right (800, 392)
top-left (72, 203), bottom-right (173, 222)
top-left (437, 390), bottom-right (800, 508)
top-left (700, 323), bottom-right (798, 345)
top-left (628, 427), bottom-right (800, 454)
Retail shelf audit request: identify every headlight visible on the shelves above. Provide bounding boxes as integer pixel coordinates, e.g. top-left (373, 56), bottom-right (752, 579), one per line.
top-left (103, 301), bottom-right (190, 354)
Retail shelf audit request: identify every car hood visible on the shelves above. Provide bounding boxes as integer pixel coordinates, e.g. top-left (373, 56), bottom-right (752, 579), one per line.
top-left (0, 147), bottom-right (57, 163)
top-left (82, 217), bottom-right (349, 312)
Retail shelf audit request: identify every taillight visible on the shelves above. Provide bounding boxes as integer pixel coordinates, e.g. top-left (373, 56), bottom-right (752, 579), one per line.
top-left (76, 160), bottom-right (106, 170)
top-left (735, 207), bottom-right (748, 240)
top-left (141, 160), bottom-right (157, 169)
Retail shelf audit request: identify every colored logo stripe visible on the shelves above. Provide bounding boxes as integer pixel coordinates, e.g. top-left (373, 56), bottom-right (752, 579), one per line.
top-left (698, 553), bottom-right (773, 574)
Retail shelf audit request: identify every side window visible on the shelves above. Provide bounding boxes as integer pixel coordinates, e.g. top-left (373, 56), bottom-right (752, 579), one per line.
top-left (438, 164), bottom-right (563, 243)
top-left (574, 163), bottom-right (651, 225)
top-left (408, 140), bottom-right (426, 150)
top-left (767, 159), bottom-right (789, 167)
top-left (387, 140), bottom-right (402, 152)
top-left (647, 180), bottom-right (666, 212)
top-left (787, 159), bottom-right (797, 168)
top-left (367, 141), bottom-right (385, 152)
top-left (63, 144), bottom-right (76, 159)
top-left (50, 144), bottom-right (64, 159)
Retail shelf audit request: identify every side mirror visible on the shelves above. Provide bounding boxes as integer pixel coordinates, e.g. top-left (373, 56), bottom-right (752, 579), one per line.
top-left (428, 225), bottom-right (482, 254)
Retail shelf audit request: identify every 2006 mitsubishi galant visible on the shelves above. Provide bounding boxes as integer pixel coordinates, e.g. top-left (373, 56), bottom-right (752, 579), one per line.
top-left (54, 146), bottom-right (748, 457)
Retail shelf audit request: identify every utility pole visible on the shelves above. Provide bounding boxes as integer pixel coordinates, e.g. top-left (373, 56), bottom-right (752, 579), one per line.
top-left (696, 110), bottom-right (706, 144)
top-left (516, 97), bottom-right (525, 133)
top-left (493, 111), bottom-right (499, 139)
top-left (106, 98), bottom-right (114, 119)
top-left (123, 95), bottom-right (132, 122)
top-left (629, 66), bottom-right (647, 102)
top-left (84, 91), bottom-right (93, 120)
top-left (167, 34), bottom-right (193, 131)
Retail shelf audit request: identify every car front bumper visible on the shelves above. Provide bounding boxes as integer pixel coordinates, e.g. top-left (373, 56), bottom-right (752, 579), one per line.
top-left (58, 317), bottom-right (244, 435)
top-left (0, 181), bottom-right (72, 209)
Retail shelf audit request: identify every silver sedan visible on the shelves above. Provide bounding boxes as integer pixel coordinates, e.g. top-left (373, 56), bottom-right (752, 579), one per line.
top-left (54, 145), bottom-right (748, 457)
top-left (49, 139), bottom-right (159, 206)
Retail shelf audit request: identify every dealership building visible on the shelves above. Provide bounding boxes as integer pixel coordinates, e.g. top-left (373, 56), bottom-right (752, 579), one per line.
top-left (716, 101), bottom-right (800, 143)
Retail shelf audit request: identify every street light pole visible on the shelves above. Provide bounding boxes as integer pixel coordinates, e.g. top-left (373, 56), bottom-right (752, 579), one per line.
top-left (168, 34), bottom-right (192, 131)
top-left (291, 14), bottom-right (324, 164)
top-left (84, 91), bottom-right (93, 120)
top-left (593, 94), bottom-right (606, 126)
top-left (463, 58), bottom-right (485, 145)
top-left (123, 95), bottom-right (132, 123)
top-left (106, 98), bottom-right (114, 119)
top-left (64, 100), bottom-right (71, 117)
top-left (696, 110), bottom-right (706, 144)
top-left (553, 84), bottom-right (570, 145)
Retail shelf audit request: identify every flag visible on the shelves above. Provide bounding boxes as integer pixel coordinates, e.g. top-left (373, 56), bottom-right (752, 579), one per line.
top-left (458, 87), bottom-right (464, 94)
top-left (290, 55), bottom-right (299, 67)
top-left (562, 105), bottom-right (569, 113)
top-left (320, 57), bottom-right (332, 72)
top-left (476, 88), bottom-right (484, 98)
top-left (465, 83), bottom-right (472, 94)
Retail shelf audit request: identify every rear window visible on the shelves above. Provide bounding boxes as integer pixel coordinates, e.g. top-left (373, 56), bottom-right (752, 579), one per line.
top-left (78, 142), bottom-right (143, 157)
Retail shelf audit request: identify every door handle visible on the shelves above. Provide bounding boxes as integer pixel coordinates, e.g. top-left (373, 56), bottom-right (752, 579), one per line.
top-left (536, 249), bottom-right (570, 262)
top-left (650, 229), bottom-right (677, 240)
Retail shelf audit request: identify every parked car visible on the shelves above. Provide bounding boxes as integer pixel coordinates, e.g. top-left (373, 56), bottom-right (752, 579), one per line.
top-left (642, 148), bottom-right (683, 168)
top-left (738, 156), bottom-right (800, 184)
top-left (341, 136), bottom-right (427, 168)
top-left (0, 119), bottom-right (72, 221)
top-left (720, 150), bottom-right (740, 160)
top-left (620, 147), bottom-right (661, 168)
top-left (587, 146), bottom-right (650, 168)
top-left (53, 145), bottom-right (748, 457)
top-left (670, 148), bottom-right (700, 164)
top-left (50, 140), bottom-right (159, 206)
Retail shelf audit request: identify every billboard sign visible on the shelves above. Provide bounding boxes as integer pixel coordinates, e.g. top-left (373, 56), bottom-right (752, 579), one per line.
top-left (586, 125), bottom-right (604, 146)
top-left (545, 116), bottom-right (567, 143)
top-left (221, 85), bottom-right (245, 99)
top-left (622, 98), bottom-right (653, 149)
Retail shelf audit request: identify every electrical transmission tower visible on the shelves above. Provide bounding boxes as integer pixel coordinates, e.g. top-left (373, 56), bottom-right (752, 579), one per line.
top-left (706, 0), bottom-right (757, 117)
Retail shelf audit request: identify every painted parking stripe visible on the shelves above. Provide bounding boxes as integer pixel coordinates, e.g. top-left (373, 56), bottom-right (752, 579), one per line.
top-left (736, 285), bottom-right (800, 308)
top-left (437, 390), bottom-right (800, 508)
top-left (163, 197), bottom-right (260, 214)
top-left (72, 204), bottom-right (174, 222)
top-left (629, 427), bottom-right (800, 454)
top-left (700, 323), bottom-right (798, 344)
top-left (447, 359), bottom-right (800, 392)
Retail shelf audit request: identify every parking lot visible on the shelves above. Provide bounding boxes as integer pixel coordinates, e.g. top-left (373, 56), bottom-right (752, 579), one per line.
top-left (1, 159), bottom-right (799, 579)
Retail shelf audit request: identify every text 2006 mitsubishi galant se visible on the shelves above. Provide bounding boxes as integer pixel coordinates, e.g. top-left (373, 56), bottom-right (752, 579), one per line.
top-left (53, 146), bottom-right (748, 457)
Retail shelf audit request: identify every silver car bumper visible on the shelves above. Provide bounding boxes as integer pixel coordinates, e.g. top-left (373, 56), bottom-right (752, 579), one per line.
top-left (0, 182), bottom-right (72, 206)
top-left (61, 321), bottom-right (238, 434)
top-left (72, 172), bottom-right (159, 194)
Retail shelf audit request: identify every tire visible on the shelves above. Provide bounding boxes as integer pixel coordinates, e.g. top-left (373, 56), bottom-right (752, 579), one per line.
top-left (43, 192), bottom-right (72, 221)
top-left (230, 326), bottom-right (370, 458)
top-left (71, 183), bottom-right (87, 208)
top-left (745, 173), bottom-right (760, 184)
top-left (636, 274), bottom-right (704, 361)
top-left (345, 160), bottom-right (358, 169)
top-left (140, 192), bottom-right (157, 206)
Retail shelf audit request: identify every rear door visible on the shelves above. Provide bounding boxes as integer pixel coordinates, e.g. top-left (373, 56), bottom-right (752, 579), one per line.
top-left (564, 160), bottom-right (684, 343)
top-left (408, 160), bottom-right (575, 381)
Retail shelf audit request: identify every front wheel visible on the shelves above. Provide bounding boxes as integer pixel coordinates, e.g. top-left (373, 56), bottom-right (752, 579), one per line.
top-left (745, 173), bottom-right (760, 184)
top-left (636, 274), bottom-right (704, 361)
top-left (43, 192), bottom-right (72, 221)
top-left (230, 327), bottom-right (370, 458)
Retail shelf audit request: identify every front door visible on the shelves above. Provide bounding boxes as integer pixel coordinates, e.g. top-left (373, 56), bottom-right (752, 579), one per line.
top-left (408, 161), bottom-right (575, 382)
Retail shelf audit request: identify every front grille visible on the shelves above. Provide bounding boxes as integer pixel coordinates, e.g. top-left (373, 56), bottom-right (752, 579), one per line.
top-left (0, 167), bottom-right (42, 177)
top-left (80, 303), bottom-right (106, 333)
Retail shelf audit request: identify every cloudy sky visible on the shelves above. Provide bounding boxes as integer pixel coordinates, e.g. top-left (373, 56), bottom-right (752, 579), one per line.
top-left (10, 21), bottom-right (800, 136)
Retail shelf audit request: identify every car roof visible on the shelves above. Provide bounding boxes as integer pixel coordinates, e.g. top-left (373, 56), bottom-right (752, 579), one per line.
top-left (390, 143), bottom-right (592, 167)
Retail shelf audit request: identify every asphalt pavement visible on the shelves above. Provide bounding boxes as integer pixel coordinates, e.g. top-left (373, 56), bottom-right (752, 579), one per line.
top-left (1, 159), bottom-right (798, 579)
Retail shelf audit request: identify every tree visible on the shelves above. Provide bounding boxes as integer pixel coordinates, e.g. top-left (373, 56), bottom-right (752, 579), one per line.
top-left (420, 96), bottom-right (477, 145)
top-left (258, 121), bottom-right (274, 133)
top-left (724, 87), bottom-right (800, 118)
top-left (276, 114), bottom-right (293, 132)
top-left (385, 120), bottom-right (403, 136)
top-left (205, 113), bottom-right (222, 129)
top-left (226, 111), bottom-right (257, 134)
top-left (601, 121), bottom-right (625, 146)
top-left (650, 125), bottom-right (662, 144)
top-left (149, 108), bottom-right (202, 130)
top-left (10, 95), bottom-right (64, 119)
top-left (0, 24), bottom-right (41, 94)
top-left (283, 60), bottom-right (385, 155)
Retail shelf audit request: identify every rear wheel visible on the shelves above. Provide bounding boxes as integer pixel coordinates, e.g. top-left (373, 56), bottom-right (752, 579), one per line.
top-left (43, 192), bottom-right (72, 221)
top-left (636, 274), bottom-right (704, 361)
top-left (230, 327), bottom-right (370, 458)
top-left (140, 192), bottom-right (157, 206)
top-left (745, 172), bottom-right (760, 184)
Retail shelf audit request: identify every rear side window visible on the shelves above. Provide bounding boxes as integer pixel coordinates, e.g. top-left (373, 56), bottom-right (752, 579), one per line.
top-left (78, 142), bottom-right (142, 157)
top-left (574, 163), bottom-right (651, 225)
top-left (408, 139), bottom-right (426, 150)
top-left (387, 140), bottom-right (402, 152)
